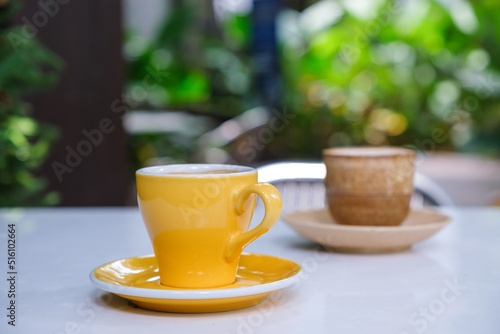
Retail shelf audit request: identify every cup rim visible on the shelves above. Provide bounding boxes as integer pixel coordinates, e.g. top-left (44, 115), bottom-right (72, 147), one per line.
top-left (136, 164), bottom-right (256, 177)
top-left (322, 146), bottom-right (415, 158)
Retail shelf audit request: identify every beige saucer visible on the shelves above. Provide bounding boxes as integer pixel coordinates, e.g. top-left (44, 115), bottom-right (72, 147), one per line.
top-left (282, 208), bottom-right (451, 253)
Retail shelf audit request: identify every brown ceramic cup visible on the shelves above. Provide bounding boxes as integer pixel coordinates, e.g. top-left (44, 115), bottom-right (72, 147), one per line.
top-left (323, 146), bottom-right (415, 226)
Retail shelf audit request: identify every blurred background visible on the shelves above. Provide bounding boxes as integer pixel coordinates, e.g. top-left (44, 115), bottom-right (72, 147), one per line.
top-left (1, 0), bottom-right (499, 207)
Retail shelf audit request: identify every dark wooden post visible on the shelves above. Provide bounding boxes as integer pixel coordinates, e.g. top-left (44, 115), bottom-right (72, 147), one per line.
top-left (15, 1), bottom-right (127, 206)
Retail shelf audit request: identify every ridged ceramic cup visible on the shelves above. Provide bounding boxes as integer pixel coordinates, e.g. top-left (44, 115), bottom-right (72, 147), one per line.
top-left (136, 164), bottom-right (282, 289)
top-left (323, 146), bottom-right (415, 226)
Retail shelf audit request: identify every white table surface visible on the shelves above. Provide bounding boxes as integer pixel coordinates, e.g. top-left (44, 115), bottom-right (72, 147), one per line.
top-left (0, 206), bottom-right (499, 334)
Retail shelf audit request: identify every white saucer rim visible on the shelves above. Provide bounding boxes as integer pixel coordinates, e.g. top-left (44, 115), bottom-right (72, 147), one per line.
top-left (89, 253), bottom-right (301, 300)
top-left (282, 207), bottom-right (451, 231)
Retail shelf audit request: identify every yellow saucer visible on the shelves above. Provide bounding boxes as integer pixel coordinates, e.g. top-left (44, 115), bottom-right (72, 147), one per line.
top-left (90, 253), bottom-right (301, 313)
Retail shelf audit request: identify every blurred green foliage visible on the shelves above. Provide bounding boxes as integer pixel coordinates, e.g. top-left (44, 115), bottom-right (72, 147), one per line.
top-left (0, 2), bottom-right (63, 206)
top-left (125, 2), bottom-right (255, 166)
top-left (127, 0), bottom-right (500, 165)
top-left (125, 2), bottom-right (254, 118)
top-left (270, 0), bottom-right (500, 159)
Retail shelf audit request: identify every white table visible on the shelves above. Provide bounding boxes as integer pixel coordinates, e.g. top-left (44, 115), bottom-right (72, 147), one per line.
top-left (0, 207), bottom-right (499, 334)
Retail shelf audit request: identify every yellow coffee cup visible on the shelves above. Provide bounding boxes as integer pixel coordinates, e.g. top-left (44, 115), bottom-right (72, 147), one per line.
top-left (136, 164), bottom-right (282, 289)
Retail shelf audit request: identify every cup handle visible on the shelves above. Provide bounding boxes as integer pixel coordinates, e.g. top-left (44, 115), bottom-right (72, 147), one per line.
top-left (226, 183), bottom-right (282, 262)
